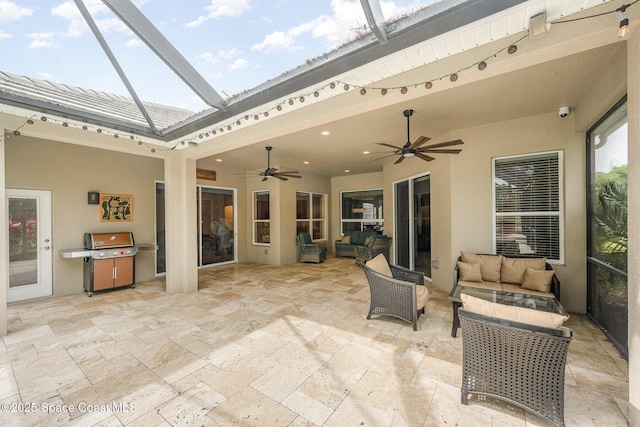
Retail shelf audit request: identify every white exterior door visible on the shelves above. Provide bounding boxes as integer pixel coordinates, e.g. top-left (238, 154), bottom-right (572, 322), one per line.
top-left (6, 189), bottom-right (53, 302)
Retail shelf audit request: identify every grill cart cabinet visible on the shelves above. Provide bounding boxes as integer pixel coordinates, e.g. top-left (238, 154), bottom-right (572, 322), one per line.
top-left (85, 256), bottom-right (134, 292)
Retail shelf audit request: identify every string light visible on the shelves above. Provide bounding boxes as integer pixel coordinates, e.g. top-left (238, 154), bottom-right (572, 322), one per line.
top-left (7, 28), bottom-right (532, 152)
top-left (551, 0), bottom-right (638, 39)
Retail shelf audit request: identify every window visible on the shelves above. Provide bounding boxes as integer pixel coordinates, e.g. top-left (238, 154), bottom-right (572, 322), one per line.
top-left (493, 152), bottom-right (562, 262)
top-left (296, 192), bottom-right (326, 240)
top-left (341, 189), bottom-right (383, 233)
top-left (253, 191), bottom-right (270, 244)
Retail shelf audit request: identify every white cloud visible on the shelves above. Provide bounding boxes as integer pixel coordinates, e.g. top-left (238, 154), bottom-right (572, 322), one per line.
top-left (125, 38), bottom-right (144, 47)
top-left (27, 32), bottom-right (59, 49)
top-left (229, 58), bottom-right (249, 70)
top-left (0, 30), bottom-right (12, 41)
top-left (186, 0), bottom-right (251, 28)
top-left (52, 1), bottom-right (130, 38)
top-left (218, 48), bottom-right (242, 59)
top-left (251, 30), bottom-right (302, 54)
top-left (0, 1), bottom-right (34, 22)
top-left (199, 52), bottom-right (218, 65)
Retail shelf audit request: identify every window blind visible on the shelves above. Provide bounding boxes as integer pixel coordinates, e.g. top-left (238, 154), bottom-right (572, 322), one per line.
top-left (494, 152), bottom-right (561, 261)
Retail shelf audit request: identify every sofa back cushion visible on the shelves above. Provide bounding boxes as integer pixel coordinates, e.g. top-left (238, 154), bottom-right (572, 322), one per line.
top-left (457, 261), bottom-right (483, 282)
top-left (461, 293), bottom-right (568, 328)
top-left (461, 252), bottom-right (502, 283)
top-left (501, 256), bottom-right (547, 285)
top-left (521, 267), bottom-right (555, 293)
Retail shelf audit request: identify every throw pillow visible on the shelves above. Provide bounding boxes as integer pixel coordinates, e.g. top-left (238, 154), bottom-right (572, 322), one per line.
top-left (521, 267), bottom-right (555, 294)
top-left (461, 293), bottom-right (568, 328)
top-left (365, 253), bottom-right (392, 277)
top-left (363, 236), bottom-right (371, 246)
top-left (340, 235), bottom-right (351, 244)
top-left (457, 261), bottom-right (483, 282)
top-left (501, 257), bottom-right (547, 285)
top-left (460, 252), bottom-right (502, 283)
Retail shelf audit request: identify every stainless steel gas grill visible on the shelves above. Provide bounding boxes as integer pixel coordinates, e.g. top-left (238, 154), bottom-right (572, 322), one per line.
top-left (82, 232), bottom-right (136, 296)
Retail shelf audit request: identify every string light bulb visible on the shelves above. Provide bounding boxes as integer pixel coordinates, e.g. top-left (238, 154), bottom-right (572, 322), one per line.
top-left (618, 6), bottom-right (629, 37)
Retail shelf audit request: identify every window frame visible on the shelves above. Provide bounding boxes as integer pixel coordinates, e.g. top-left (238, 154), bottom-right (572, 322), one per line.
top-left (296, 191), bottom-right (327, 241)
top-left (340, 188), bottom-right (384, 234)
top-left (253, 190), bottom-right (270, 245)
top-left (492, 150), bottom-right (564, 263)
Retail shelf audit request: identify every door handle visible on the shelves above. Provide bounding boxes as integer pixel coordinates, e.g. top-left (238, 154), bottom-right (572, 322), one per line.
top-left (42, 246), bottom-right (51, 250)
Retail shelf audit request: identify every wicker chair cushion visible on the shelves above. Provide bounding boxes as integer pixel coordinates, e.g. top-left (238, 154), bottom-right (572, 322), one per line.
top-left (365, 253), bottom-right (393, 277)
top-left (457, 261), bottom-right (483, 282)
top-left (521, 268), bottom-right (555, 293)
top-left (416, 285), bottom-right (429, 310)
top-left (461, 293), bottom-right (568, 328)
top-left (460, 252), bottom-right (502, 282)
top-left (501, 256), bottom-right (547, 285)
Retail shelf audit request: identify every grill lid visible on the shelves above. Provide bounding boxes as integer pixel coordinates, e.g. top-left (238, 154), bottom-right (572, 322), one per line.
top-left (85, 232), bottom-right (134, 249)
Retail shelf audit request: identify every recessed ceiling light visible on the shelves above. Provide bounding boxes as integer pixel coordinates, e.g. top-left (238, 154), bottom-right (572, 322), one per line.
top-left (363, 151), bottom-right (370, 155)
top-left (303, 161), bottom-right (309, 164)
top-left (344, 169), bottom-right (350, 173)
top-left (215, 158), bottom-right (222, 162)
top-left (320, 131), bottom-right (330, 136)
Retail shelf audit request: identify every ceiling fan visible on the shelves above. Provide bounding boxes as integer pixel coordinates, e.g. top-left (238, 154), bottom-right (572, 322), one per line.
top-left (376, 109), bottom-right (464, 164)
top-left (258, 146), bottom-right (301, 181)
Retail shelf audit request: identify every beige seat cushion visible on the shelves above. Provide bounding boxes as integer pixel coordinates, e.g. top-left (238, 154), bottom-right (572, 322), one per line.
top-left (458, 281), bottom-right (502, 291)
top-left (521, 267), bottom-right (555, 293)
top-left (365, 253), bottom-right (392, 277)
top-left (416, 285), bottom-right (429, 310)
top-left (501, 257), bottom-right (547, 285)
top-left (457, 261), bottom-right (483, 282)
top-left (460, 252), bottom-right (502, 282)
top-left (461, 293), bottom-right (568, 328)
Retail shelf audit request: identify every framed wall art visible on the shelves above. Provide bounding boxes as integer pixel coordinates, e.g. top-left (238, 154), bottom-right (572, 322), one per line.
top-left (100, 194), bottom-right (133, 222)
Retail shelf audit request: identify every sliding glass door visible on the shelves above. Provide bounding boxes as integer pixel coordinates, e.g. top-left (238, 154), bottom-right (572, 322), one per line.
top-left (394, 174), bottom-right (431, 278)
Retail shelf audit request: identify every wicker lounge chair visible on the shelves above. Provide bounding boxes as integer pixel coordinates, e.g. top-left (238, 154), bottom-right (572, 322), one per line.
top-left (354, 235), bottom-right (392, 265)
top-left (459, 308), bottom-right (572, 427)
top-left (362, 254), bottom-right (428, 330)
top-left (297, 232), bottom-right (327, 263)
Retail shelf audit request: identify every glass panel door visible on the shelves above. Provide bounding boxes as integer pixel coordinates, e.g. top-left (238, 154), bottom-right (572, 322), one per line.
top-left (587, 97), bottom-right (628, 359)
top-left (199, 186), bottom-right (235, 266)
top-left (395, 175), bottom-right (431, 276)
top-left (7, 189), bottom-right (52, 302)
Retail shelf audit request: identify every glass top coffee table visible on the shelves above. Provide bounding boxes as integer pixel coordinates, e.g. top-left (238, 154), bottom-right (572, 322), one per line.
top-left (448, 284), bottom-right (567, 337)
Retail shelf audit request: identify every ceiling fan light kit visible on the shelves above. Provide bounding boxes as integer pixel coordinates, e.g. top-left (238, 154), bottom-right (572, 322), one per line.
top-left (259, 146), bottom-right (302, 181)
top-left (375, 109), bottom-right (464, 164)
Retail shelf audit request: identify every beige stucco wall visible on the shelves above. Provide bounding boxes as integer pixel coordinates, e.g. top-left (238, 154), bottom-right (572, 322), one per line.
top-left (5, 136), bottom-right (163, 296)
top-left (243, 168), bottom-right (331, 266)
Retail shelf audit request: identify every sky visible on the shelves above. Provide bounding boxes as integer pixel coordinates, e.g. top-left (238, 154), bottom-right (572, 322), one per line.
top-left (0, 0), bottom-right (437, 112)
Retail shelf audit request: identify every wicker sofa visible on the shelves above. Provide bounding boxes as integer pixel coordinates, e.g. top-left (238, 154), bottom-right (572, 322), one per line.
top-left (454, 251), bottom-right (560, 299)
top-left (334, 230), bottom-right (384, 258)
top-left (459, 305), bottom-right (572, 427)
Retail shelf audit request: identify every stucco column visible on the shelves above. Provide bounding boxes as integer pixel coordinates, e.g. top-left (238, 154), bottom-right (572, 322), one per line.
top-left (164, 153), bottom-right (198, 294)
top-left (0, 130), bottom-right (7, 336)
top-left (627, 28), bottom-right (640, 426)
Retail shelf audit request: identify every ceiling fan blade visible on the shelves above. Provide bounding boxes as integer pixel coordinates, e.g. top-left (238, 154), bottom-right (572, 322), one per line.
top-left (415, 153), bottom-right (435, 162)
top-left (261, 177), bottom-right (268, 182)
top-left (377, 142), bottom-right (404, 150)
top-left (394, 155), bottom-right (405, 164)
top-left (418, 148), bottom-right (462, 155)
top-left (272, 174), bottom-right (289, 181)
top-left (275, 170), bottom-right (300, 175)
top-left (422, 139), bottom-right (464, 149)
top-left (410, 136), bottom-right (431, 150)
top-left (370, 153), bottom-right (400, 162)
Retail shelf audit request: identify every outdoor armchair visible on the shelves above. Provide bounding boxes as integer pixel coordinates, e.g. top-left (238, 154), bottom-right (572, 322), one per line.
top-left (297, 232), bottom-right (327, 263)
top-left (362, 254), bottom-right (428, 330)
top-left (355, 235), bottom-right (392, 265)
top-left (459, 308), bottom-right (572, 427)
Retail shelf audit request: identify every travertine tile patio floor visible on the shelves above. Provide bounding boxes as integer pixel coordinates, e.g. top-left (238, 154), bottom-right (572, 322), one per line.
top-left (0, 256), bottom-right (629, 426)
